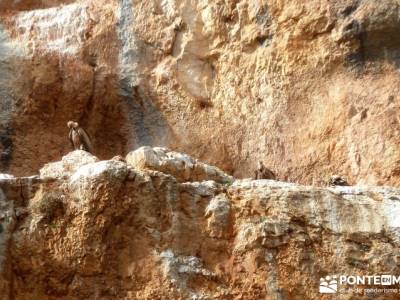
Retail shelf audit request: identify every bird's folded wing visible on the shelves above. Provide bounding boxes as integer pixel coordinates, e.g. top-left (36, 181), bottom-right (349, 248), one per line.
top-left (68, 130), bottom-right (75, 149)
top-left (77, 128), bottom-right (93, 153)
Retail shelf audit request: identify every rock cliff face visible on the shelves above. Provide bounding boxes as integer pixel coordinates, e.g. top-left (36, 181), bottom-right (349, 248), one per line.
top-left (1, 2), bottom-right (400, 298)
top-left (0, 0), bottom-right (400, 186)
top-left (0, 149), bottom-right (400, 299)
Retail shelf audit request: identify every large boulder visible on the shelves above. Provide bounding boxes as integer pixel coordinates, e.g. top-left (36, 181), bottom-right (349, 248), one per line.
top-left (40, 150), bottom-right (99, 179)
top-left (126, 146), bottom-right (234, 184)
top-left (69, 160), bottom-right (129, 205)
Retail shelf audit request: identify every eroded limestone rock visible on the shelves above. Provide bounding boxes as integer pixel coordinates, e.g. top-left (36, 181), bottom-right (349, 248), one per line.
top-left (0, 150), bottom-right (399, 299)
top-left (40, 150), bottom-right (99, 179)
top-left (205, 193), bottom-right (231, 238)
top-left (126, 146), bottom-right (233, 184)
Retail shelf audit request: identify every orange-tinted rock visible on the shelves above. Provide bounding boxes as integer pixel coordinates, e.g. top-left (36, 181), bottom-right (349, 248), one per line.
top-left (1, 1), bottom-right (400, 186)
top-left (0, 150), bottom-right (400, 299)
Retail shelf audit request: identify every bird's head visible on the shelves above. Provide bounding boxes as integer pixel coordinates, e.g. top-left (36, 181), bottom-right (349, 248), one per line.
top-left (67, 121), bottom-right (79, 129)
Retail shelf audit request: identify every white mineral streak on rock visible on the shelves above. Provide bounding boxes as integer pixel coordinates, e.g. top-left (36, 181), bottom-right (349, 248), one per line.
top-left (14, 3), bottom-right (89, 55)
top-left (0, 25), bottom-right (22, 128)
top-left (117, 0), bottom-right (141, 87)
top-left (0, 24), bottom-right (23, 58)
top-left (159, 249), bottom-right (213, 299)
top-left (0, 174), bottom-right (14, 180)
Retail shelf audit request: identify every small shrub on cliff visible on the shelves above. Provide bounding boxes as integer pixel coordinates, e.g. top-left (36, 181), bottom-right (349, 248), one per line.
top-left (33, 191), bottom-right (64, 223)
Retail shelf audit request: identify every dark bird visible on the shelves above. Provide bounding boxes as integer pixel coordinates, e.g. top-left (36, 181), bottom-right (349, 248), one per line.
top-left (67, 121), bottom-right (93, 153)
top-left (254, 161), bottom-right (276, 180)
top-left (328, 175), bottom-right (349, 186)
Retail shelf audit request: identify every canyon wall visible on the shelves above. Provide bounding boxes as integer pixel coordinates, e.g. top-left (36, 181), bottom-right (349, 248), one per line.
top-left (1, 0), bottom-right (400, 186)
top-left (1, 149), bottom-right (400, 299)
top-left (2, 1), bottom-right (400, 299)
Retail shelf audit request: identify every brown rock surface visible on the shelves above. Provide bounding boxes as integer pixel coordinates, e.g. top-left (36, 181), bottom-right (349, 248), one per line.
top-left (0, 150), bottom-right (400, 299)
top-left (3, 0), bottom-right (400, 299)
top-left (0, 0), bottom-right (399, 186)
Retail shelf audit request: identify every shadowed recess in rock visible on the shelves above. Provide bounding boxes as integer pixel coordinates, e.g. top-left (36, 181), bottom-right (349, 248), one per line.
top-left (339, 0), bottom-right (400, 68)
top-left (123, 85), bottom-right (171, 148)
top-left (0, 26), bottom-right (20, 172)
top-left (0, 126), bottom-right (13, 171)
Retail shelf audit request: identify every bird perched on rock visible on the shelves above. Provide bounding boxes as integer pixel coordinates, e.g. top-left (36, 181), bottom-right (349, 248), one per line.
top-left (254, 161), bottom-right (276, 180)
top-left (328, 175), bottom-right (349, 186)
top-left (67, 121), bottom-right (93, 153)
